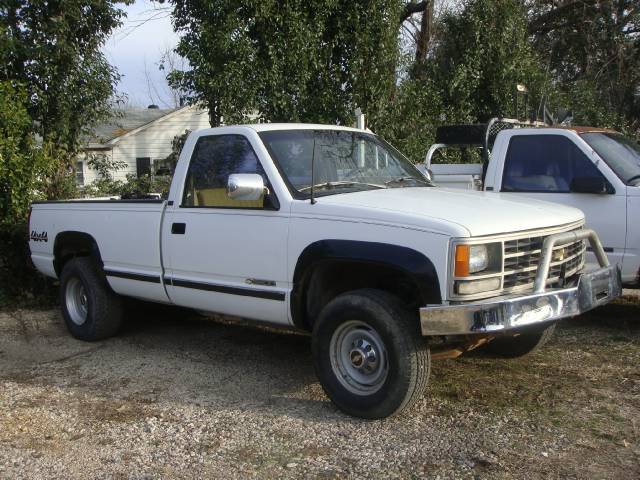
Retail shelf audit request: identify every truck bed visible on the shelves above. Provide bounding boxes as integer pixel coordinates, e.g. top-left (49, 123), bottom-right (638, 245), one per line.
top-left (430, 163), bottom-right (482, 190)
top-left (30, 200), bottom-right (169, 303)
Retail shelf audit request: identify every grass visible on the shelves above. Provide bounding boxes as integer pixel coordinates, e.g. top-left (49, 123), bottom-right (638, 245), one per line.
top-left (429, 294), bottom-right (640, 475)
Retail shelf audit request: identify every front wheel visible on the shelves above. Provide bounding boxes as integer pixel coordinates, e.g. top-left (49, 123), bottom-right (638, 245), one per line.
top-left (482, 323), bottom-right (556, 358)
top-left (312, 289), bottom-right (430, 419)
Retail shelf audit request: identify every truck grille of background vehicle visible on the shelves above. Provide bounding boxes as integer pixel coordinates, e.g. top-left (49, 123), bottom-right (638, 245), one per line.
top-left (502, 230), bottom-right (585, 290)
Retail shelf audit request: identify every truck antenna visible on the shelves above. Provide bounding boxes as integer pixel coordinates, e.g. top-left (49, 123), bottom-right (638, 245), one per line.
top-left (310, 133), bottom-right (317, 205)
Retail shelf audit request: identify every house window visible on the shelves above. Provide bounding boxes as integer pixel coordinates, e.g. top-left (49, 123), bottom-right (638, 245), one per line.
top-left (136, 157), bottom-right (151, 178)
top-left (154, 158), bottom-right (173, 177)
top-left (76, 161), bottom-right (84, 186)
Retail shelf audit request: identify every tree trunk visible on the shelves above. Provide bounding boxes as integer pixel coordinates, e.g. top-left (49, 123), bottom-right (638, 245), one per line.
top-left (208, 100), bottom-right (222, 128)
top-left (414, 1), bottom-right (434, 65)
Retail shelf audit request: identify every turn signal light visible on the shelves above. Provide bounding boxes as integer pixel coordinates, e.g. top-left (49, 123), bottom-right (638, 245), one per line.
top-left (455, 245), bottom-right (470, 277)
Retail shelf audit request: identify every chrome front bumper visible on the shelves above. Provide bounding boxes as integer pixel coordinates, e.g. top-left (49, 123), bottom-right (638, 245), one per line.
top-left (420, 229), bottom-right (622, 336)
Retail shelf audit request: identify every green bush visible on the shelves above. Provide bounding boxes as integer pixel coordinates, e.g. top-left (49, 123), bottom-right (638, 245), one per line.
top-left (119, 174), bottom-right (172, 199)
top-left (0, 223), bottom-right (56, 306)
top-left (0, 82), bottom-right (39, 224)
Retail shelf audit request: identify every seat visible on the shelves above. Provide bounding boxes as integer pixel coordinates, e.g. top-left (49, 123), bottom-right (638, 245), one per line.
top-left (196, 188), bottom-right (263, 208)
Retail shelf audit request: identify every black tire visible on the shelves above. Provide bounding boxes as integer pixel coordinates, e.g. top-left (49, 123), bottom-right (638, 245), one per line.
top-left (312, 289), bottom-right (430, 419)
top-left (482, 323), bottom-right (556, 358)
top-left (59, 257), bottom-right (124, 341)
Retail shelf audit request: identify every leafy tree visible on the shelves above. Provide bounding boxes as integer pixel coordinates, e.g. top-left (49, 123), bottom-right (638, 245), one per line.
top-left (527, 0), bottom-right (640, 133)
top-left (0, 82), bottom-right (81, 223)
top-left (168, 0), bottom-right (404, 129)
top-left (376, 0), bottom-right (549, 162)
top-left (167, 0), bottom-right (637, 164)
top-left (376, 77), bottom-right (443, 162)
top-left (0, 82), bottom-right (38, 224)
top-left (164, 129), bottom-right (191, 171)
top-left (0, 0), bottom-right (131, 190)
top-left (427, 0), bottom-right (546, 123)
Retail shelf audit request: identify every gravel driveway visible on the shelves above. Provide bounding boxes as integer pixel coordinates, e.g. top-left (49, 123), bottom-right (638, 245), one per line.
top-left (0, 297), bottom-right (638, 479)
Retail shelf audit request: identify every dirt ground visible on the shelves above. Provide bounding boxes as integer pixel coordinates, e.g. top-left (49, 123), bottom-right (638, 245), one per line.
top-left (0, 294), bottom-right (638, 479)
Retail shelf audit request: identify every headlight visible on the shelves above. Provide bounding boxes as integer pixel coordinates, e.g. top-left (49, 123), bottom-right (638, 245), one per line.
top-left (453, 241), bottom-right (502, 296)
top-left (469, 245), bottom-right (488, 273)
top-left (454, 244), bottom-right (490, 276)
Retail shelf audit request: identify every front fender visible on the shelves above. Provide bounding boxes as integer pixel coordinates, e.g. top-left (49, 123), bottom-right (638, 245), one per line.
top-left (291, 239), bottom-right (442, 327)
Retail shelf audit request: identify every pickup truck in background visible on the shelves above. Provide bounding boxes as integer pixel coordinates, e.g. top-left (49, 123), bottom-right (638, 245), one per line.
top-left (30, 124), bottom-right (621, 419)
top-left (422, 119), bottom-right (640, 288)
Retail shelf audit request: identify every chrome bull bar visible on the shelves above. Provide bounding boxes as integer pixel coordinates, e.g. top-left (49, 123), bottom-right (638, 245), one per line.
top-left (420, 229), bottom-right (622, 336)
top-left (534, 228), bottom-right (608, 293)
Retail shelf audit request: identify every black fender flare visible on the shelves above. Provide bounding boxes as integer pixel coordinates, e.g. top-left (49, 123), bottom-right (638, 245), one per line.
top-left (291, 239), bottom-right (441, 327)
top-left (53, 231), bottom-right (102, 276)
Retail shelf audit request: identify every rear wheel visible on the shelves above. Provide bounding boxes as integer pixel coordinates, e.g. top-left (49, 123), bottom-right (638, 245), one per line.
top-left (312, 289), bottom-right (430, 419)
top-left (60, 257), bottom-right (124, 341)
top-left (483, 323), bottom-right (556, 358)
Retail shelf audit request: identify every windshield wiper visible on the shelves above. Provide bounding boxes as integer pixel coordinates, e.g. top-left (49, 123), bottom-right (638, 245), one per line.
top-left (299, 181), bottom-right (386, 192)
top-left (384, 176), bottom-right (432, 187)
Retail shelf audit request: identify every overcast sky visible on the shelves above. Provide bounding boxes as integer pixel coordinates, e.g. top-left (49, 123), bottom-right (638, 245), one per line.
top-left (103, 1), bottom-right (179, 108)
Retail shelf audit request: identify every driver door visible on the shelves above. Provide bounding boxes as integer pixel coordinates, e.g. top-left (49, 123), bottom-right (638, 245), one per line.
top-left (161, 133), bottom-right (290, 325)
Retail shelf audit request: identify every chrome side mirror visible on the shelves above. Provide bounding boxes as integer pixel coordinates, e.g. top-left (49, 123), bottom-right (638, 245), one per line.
top-left (227, 173), bottom-right (266, 200)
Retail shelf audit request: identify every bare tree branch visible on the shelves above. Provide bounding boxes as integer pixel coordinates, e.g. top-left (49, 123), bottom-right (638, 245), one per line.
top-left (401, 23), bottom-right (419, 44)
top-left (400, 1), bottom-right (429, 23)
top-left (528, 0), bottom-right (599, 34)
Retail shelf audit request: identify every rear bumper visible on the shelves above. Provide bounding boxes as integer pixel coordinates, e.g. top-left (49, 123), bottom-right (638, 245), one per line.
top-left (420, 263), bottom-right (622, 336)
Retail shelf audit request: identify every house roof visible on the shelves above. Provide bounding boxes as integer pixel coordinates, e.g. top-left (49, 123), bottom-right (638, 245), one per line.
top-left (83, 107), bottom-right (178, 147)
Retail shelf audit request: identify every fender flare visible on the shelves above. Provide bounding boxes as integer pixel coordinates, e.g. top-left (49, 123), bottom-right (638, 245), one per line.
top-left (53, 231), bottom-right (102, 275)
top-left (291, 239), bottom-right (442, 327)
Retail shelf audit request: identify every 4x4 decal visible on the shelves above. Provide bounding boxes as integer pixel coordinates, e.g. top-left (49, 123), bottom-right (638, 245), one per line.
top-left (30, 230), bottom-right (48, 242)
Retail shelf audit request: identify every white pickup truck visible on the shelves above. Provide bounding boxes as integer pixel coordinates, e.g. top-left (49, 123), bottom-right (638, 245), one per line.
top-left (424, 119), bottom-right (640, 288)
top-left (30, 124), bottom-right (622, 419)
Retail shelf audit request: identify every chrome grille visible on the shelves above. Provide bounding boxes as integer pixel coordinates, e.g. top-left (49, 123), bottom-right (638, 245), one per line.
top-left (502, 231), bottom-right (586, 291)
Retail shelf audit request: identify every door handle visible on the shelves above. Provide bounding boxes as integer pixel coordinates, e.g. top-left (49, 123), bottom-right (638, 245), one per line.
top-left (171, 223), bottom-right (186, 234)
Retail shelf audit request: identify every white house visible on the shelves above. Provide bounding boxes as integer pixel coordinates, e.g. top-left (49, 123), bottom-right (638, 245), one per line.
top-left (78, 105), bottom-right (211, 185)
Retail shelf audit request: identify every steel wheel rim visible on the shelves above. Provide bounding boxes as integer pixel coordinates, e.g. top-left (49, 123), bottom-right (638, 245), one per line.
top-left (329, 320), bottom-right (388, 395)
top-left (65, 277), bottom-right (88, 326)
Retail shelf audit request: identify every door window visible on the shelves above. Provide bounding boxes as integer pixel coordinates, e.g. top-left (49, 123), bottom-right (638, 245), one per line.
top-left (182, 134), bottom-right (267, 208)
top-left (502, 135), bottom-right (603, 192)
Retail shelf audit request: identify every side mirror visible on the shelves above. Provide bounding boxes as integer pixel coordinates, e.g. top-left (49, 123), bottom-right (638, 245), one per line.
top-left (570, 176), bottom-right (614, 194)
top-left (227, 173), bottom-right (266, 201)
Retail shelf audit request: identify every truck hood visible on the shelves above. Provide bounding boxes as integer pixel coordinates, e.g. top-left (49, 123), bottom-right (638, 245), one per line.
top-left (313, 187), bottom-right (584, 237)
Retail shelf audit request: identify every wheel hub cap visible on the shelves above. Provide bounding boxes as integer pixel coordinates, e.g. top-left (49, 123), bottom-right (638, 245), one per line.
top-left (65, 277), bottom-right (89, 326)
top-left (330, 321), bottom-right (388, 395)
top-left (349, 338), bottom-right (379, 372)
top-left (349, 349), bottom-right (365, 368)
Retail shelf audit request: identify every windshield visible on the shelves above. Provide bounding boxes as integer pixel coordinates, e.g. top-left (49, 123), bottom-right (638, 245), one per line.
top-left (259, 129), bottom-right (432, 198)
top-left (581, 132), bottom-right (640, 185)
